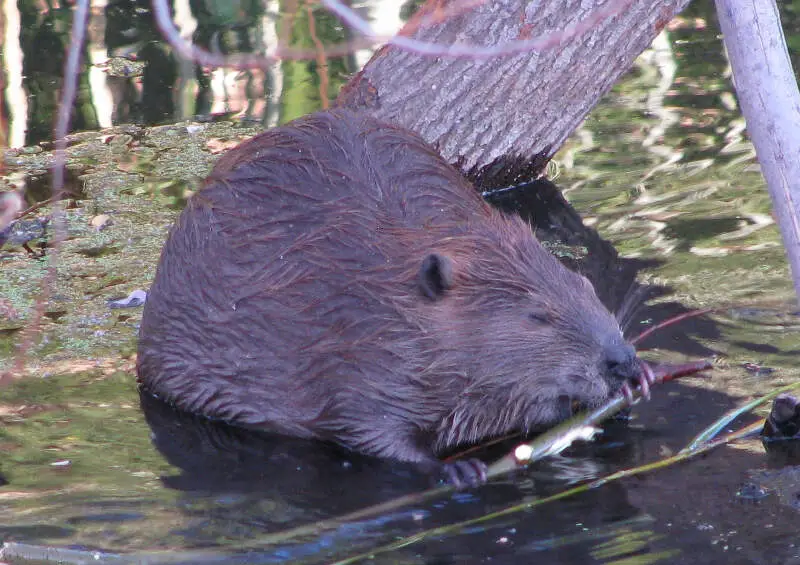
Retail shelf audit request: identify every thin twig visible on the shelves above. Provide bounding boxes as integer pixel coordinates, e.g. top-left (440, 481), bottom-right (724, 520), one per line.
top-left (4, 0), bottom-right (90, 384)
top-left (13, 192), bottom-right (72, 221)
top-left (0, 1), bottom-right (7, 179)
top-left (151, 0), bottom-right (636, 70)
top-left (402, 0), bottom-right (488, 37)
top-left (306, 3), bottom-right (331, 108)
top-left (322, 0), bottom-right (635, 58)
top-left (631, 307), bottom-right (716, 345)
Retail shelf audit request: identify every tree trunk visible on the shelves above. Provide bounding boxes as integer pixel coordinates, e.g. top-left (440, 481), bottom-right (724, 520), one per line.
top-left (337, 0), bottom-right (692, 185)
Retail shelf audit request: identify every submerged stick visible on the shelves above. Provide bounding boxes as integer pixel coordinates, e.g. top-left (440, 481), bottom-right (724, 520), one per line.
top-left (329, 418), bottom-right (761, 565)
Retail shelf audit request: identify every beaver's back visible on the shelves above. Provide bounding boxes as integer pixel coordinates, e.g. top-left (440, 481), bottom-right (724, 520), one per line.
top-left (138, 110), bottom-right (642, 477)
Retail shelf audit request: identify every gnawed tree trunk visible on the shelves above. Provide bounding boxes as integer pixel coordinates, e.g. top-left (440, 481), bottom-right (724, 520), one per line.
top-left (338, 0), bottom-right (692, 185)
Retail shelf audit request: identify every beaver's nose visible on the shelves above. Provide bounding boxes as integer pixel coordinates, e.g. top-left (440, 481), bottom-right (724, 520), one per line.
top-left (605, 342), bottom-right (639, 382)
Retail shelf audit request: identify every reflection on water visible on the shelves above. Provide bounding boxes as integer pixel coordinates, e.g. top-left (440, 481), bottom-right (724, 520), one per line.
top-left (3, 0), bottom-right (412, 148)
top-left (2, 0), bottom-right (800, 564)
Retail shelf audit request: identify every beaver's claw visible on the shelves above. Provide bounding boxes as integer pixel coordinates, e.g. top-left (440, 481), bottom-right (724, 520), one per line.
top-left (442, 458), bottom-right (488, 488)
top-left (622, 360), bottom-right (657, 404)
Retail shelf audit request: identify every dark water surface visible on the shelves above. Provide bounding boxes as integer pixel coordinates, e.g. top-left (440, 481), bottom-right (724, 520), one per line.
top-left (2, 1), bottom-right (800, 564)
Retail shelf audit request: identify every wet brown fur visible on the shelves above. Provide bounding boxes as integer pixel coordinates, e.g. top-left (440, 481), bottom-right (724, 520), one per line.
top-left (137, 109), bottom-right (636, 467)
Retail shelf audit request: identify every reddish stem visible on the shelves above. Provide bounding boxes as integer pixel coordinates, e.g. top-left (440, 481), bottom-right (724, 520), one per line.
top-left (650, 359), bottom-right (714, 383)
top-left (632, 307), bottom-right (716, 345)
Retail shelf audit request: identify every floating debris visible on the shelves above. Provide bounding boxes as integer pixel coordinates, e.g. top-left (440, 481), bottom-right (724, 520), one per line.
top-left (107, 289), bottom-right (147, 309)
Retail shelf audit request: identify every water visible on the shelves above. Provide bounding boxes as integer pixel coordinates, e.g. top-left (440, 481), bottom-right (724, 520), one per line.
top-left (1, 1), bottom-right (800, 564)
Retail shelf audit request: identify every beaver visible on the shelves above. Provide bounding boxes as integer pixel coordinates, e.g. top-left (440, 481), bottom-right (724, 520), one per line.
top-left (137, 109), bottom-right (648, 486)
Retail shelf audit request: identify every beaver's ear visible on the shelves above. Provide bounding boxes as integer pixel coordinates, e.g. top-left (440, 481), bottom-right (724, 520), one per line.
top-left (418, 253), bottom-right (454, 300)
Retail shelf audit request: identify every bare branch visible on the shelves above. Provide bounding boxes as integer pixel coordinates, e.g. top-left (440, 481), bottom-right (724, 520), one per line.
top-left (715, 0), bottom-right (800, 304)
top-left (323, 0), bottom-right (637, 58)
top-left (5, 0), bottom-right (91, 382)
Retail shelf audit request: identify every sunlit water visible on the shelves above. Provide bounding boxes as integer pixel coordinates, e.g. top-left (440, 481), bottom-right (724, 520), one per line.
top-left (2, 1), bottom-right (800, 564)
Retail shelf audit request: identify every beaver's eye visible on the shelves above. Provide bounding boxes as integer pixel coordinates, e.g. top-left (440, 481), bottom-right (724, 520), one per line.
top-left (528, 309), bottom-right (550, 324)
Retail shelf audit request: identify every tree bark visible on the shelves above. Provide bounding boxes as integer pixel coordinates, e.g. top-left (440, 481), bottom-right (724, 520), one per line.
top-left (337, 0), bottom-right (692, 185)
top-left (715, 0), bottom-right (800, 304)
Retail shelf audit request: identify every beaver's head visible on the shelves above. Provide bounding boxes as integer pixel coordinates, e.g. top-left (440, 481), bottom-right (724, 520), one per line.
top-left (411, 211), bottom-right (639, 451)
